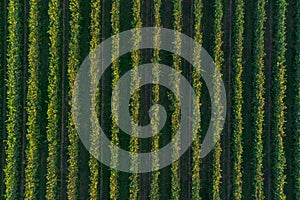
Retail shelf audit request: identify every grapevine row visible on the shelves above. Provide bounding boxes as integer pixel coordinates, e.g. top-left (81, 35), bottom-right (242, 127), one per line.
top-left (231, 0), bottom-right (244, 199)
top-left (150, 0), bottom-right (162, 199)
top-left (171, 0), bottom-right (182, 199)
top-left (191, 0), bottom-right (203, 199)
top-left (252, 0), bottom-right (267, 198)
top-left (272, 0), bottom-right (287, 199)
top-left (129, 0), bottom-right (142, 198)
top-left (25, 0), bottom-right (42, 198)
top-left (4, 0), bottom-right (23, 198)
top-left (66, 0), bottom-right (81, 198)
top-left (45, 0), bottom-right (62, 198)
top-left (212, 0), bottom-right (224, 199)
top-left (88, 0), bottom-right (101, 199)
top-left (110, 0), bottom-right (120, 199)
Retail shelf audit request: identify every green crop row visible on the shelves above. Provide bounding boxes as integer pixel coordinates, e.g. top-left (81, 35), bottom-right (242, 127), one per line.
top-left (212, 0), bottom-right (224, 199)
top-left (191, 0), bottom-right (203, 199)
top-left (150, 0), bottom-right (162, 199)
top-left (232, 0), bottom-right (244, 199)
top-left (46, 0), bottom-right (62, 198)
top-left (110, 0), bottom-right (120, 199)
top-left (66, 0), bottom-right (81, 198)
top-left (25, 0), bottom-right (42, 199)
top-left (272, 0), bottom-right (287, 199)
top-left (129, 0), bottom-right (142, 198)
top-left (252, 0), bottom-right (267, 199)
top-left (4, 0), bottom-right (23, 199)
top-left (88, 0), bottom-right (102, 199)
top-left (170, 0), bottom-right (182, 199)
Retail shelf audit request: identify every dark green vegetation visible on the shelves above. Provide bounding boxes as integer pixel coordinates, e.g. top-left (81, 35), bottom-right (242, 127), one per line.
top-left (211, 0), bottom-right (224, 199)
top-left (45, 0), bottom-right (62, 199)
top-left (66, 0), bottom-right (81, 198)
top-left (0, 0), bottom-right (299, 199)
top-left (231, 0), bottom-right (244, 199)
top-left (25, 0), bottom-right (42, 199)
top-left (4, 0), bottom-right (23, 199)
top-left (252, 0), bottom-right (267, 199)
top-left (272, 0), bottom-right (287, 199)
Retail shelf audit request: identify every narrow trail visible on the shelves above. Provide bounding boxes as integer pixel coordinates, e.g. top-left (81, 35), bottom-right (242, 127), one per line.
top-left (147, 0), bottom-right (153, 196)
top-left (100, 0), bottom-right (106, 198)
top-left (0, 0), bottom-right (8, 196)
top-left (20, 0), bottom-right (28, 198)
top-left (226, 0), bottom-right (233, 198)
top-left (139, 0), bottom-right (153, 198)
top-left (60, 0), bottom-right (67, 197)
top-left (266, 0), bottom-right (273, 198)
top-left (188, 0), bottom-right (194, 197)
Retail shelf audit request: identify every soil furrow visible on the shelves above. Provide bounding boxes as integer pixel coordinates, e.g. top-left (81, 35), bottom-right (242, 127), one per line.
top-left (60, 0), bottom-right (67, 197)
top-left (20, 0), bottom-right (28, 198)
top-left (0, 0), bottom-right (8, 196)
top-left (266, 0), bottom-right (273, 198)
top-left (226, 0), bottom-right (233, 198)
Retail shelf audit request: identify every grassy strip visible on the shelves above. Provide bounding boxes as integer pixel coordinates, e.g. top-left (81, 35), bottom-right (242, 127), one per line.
top-left (150, 0), bottom-right (162, 199)
top-left (231, 0), bottom-right (244, 199)
top-left (191, 0), bottom-right (203, 199)
top-left (272, 0), bottom-right (287, 199)
top-left (88, 0), bottom-right (101, 199)
top-left (4, 0), bottom-right (23, 198)
top-left (45, 0), bottom-right (62, 198)
top-left (212, 0), bottom-right (224, 199)
top-left (128, 0), bottom-right (142, 199)
top-left (110, 0), bottom-right (120, 199)
top-left (295, 1), bottom-right (300, 198)
top-left (252, 0), bottom-right (267, 198)
top-left (66, 0), bottom-right (81, 198)
top-left (25, 0), bottom-right (42, 198)
top-left (170, 0), bottom-right (182, 199)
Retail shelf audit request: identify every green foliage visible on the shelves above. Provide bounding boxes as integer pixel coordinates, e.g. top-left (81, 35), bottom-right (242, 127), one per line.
top-left (110, 0), bottom-right (120, 199)
top-left (294, 0), bottom-right (300, 198)
top-left (88, 0), bottom-right (101, 199)
top-left (66, 0), bottom-right (81, 199)
top-left (150, 0), bottom-right (162, 199)
top-left (25, 0), bottom-right (42, 199)
top-left (191, 0), bottom-right (203, 199)
top-left (170, 0), bottom-right (182, 199)
top-left (4, 0), bottom-right (23, 199)
top-left (272, 0), bottom-right (287, 199)
top-left (46, 0), bottom-right (62, 198)
top-left (252, 0), bottom-right (267, 198)
top-left (232, 0), bottom-right (244, 199)
top-left (212, 0), bottom-right (224, 199)
top-left (128, 0), bottom-right (142, 199)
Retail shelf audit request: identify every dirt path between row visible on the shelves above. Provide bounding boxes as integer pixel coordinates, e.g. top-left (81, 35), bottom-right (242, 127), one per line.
top-left (226, 0), bottom-right (233, 198)
top-left (139, 0), bottom-right (153, 198)
top-left (0, 0), bottom-right (8, 196)
top-left (266, 0), bottom-right (273, 198)
top-left (60, 0), bottom-right (67, 198)
top-left (100, 0), bottom-right (106, 198)
top-left (20, 0), bottom-right (29, 198)
top-left (188, 0), bottom-right (194, 198)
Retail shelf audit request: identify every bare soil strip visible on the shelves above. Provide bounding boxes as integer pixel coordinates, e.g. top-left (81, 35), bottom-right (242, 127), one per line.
top-left (21, 0), bottom-right (29, 198)
top-left (266, 0), bottom-right (273, 198)
top-left (60, 0), bottom-right (67, 197)
top-left (0, 0), bottom-right (8, 196)
top-left (226, 0), bottom-right (233, 198)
